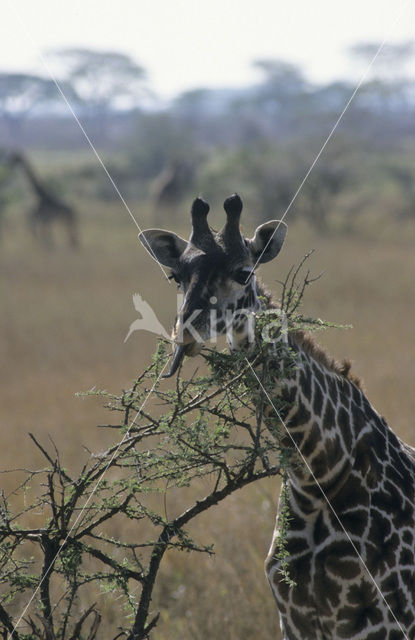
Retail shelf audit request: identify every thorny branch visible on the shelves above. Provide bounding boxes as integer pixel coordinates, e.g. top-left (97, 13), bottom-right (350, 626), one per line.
top-left (0, 254), bottom-right (338, 639)
top-left (0, 343), bottom-right (285, 640)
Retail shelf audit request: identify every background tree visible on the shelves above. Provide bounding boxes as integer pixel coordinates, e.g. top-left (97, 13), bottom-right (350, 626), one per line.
top-left (247, 59), bottom-right (312, 140)
top-left (349, 40), bottom-right (415, 81)
top-left (51, 48), bottom-right (148, 134)
top-left (348, 40), bottom-right (415, 117)
top-left (0, 73), bottom-right (62, 143)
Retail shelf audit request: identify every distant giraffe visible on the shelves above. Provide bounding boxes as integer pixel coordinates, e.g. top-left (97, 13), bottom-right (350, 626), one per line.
top-left (8, 152), bottom-right (79, 248)
top-left (0, 150), bottom-right (14, 242)
top-left (150, 160), bottom-right (192, 225)
top-left (139, 194), bottom-right (415, 639)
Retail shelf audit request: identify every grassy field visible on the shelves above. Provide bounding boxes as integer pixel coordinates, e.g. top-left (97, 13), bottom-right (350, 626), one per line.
top-left (1, 187), bottom-right (415, 639)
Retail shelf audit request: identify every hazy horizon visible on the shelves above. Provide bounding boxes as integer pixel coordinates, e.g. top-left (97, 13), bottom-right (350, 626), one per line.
top-left (2, 0), bottom-right (415, 101)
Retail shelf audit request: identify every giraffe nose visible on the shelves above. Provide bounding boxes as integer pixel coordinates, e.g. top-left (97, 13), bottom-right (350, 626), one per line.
top-left (163, 344), bottom-right (186, 378)
top-left (162, 340), bottom-right (202, 378)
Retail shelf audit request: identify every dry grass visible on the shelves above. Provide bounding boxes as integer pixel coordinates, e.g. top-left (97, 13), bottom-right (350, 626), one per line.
top-left (1, 193), bottom-right (415, 639)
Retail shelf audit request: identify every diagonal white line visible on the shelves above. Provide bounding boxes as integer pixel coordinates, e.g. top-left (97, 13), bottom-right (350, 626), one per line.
top-left (245, 357), bottom-right (409, 639)
top-left (247, 0), bottom-right (410, 278)
top-left (7, 358), bottom-right (170, 640)
top-left (5, 0), bottom-right (171, 283)
top-left (2, 4), bottom-right (179, 635)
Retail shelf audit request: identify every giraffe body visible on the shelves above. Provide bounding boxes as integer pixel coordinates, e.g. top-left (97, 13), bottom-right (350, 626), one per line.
top-left (150, 160), bottom-right (193, 226)
top-left (139, 194), bottom-right (415, 639)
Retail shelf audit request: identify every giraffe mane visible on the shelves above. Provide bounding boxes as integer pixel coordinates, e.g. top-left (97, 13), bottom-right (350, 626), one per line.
top-left (290, 330), bottom-right (364, 390)
top-left (256, 279), bottom-right (364, 390)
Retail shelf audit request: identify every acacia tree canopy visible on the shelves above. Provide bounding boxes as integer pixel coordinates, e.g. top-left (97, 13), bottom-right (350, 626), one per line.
top-left (51, 47), bottom-right (148, 112)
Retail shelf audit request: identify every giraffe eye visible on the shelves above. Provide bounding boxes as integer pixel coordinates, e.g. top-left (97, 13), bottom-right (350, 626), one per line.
top-left (168, 272), bottom-right (181, 287)
top-left (232, 269), bottom-right (252, 285)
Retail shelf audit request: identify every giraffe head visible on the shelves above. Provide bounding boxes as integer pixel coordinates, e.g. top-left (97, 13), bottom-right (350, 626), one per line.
top-left (139, 194), bottom-right (287, 377)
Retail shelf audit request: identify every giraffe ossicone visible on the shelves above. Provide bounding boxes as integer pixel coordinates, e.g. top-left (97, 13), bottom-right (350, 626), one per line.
top-left (139, 195), bottom-right (415, 639)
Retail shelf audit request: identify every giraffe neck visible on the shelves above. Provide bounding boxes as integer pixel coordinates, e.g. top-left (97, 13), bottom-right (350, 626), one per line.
top-left (256, 289), bottom-right (395, 508)
top-left (17, 157), bottom-right (51, 201)
top-left (263, 313), bottom-right (415, 640)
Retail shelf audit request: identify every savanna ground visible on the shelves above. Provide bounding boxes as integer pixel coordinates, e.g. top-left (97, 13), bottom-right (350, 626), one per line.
top-left (1, 154), bottom-right (415, 639)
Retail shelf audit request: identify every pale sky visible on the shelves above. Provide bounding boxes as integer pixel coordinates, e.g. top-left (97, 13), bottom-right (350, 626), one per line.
top-left (2, 0), bottom-right (415, 100)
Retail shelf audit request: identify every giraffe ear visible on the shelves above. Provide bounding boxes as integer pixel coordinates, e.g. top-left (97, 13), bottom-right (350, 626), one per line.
top-left (138, 229), bottom-right (188, 268)
top-left (248, 220), bottom-right (287, 264)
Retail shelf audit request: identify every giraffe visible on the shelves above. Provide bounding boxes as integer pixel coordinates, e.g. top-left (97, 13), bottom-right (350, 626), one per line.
top-left (0, 150), bottom-right (14, 241)
top-left (150, 160), bottom-right (192, 226)
top-left (138, 194), bottom-right (415, 639)
top-left (8, 152), bottom-right (79, 248)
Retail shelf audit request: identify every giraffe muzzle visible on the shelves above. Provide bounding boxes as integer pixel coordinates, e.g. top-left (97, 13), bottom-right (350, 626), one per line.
top-left (162, 345), bottom-right (186, 378)
top-left (162, 342), bottom-right (202, 378)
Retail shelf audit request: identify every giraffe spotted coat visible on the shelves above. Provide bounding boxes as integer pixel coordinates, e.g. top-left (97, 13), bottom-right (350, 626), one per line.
top-left (266, 341), bottom-right (415, 639)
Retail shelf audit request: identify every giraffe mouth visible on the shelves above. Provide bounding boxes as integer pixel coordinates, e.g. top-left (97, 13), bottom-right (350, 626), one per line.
top-left (162, 342), bottom-right (202, 378)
